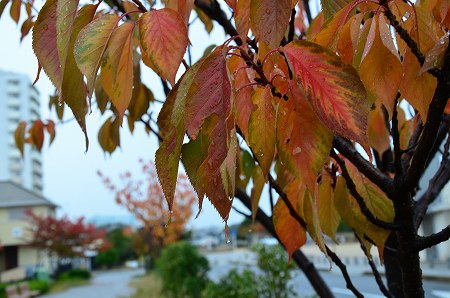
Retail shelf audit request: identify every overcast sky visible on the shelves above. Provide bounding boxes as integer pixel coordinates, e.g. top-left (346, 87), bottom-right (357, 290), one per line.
top-left (0, 3), bottom-right (258, 230)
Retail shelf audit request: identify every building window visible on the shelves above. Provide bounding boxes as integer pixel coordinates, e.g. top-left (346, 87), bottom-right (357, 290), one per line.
top-left (8, 207), bottom-right (28, 221)
top-left (11, 227), bottom-right (23, 238)
top-left (7, 79), bottom-right (20, 86)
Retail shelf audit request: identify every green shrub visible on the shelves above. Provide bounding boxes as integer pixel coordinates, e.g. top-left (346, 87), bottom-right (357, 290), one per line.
top-left (59, 269), bottom-right (91, 281)
top-left (205, 244), bottom-right (297, 298)
top-left (204, 269), bottom-right (259, 298)
top-left (0, 283), bottom-right (7, 298)
top-left (28, 279), bottom-right (51, 293)
top-left (95, 248), bottom-right (120, 268)
top-left (156, 242), bottom-right (209, 298)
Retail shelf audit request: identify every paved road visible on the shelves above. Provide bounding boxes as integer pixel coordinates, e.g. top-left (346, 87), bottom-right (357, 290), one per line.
top-left (205, 249), bottom-right (450, 298)
top-left (41, 269), bottom-right (144, 298)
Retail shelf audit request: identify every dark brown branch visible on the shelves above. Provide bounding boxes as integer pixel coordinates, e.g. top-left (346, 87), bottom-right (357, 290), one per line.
top-left (302, 0), bottom-right (312, 24)
top-left (331, 151), bottom-right (401, 231)
top-left (416, 225), bottom-right (450, 251)
top-left (403, 49), bottom-right (450, 194)
top-left (392, 94), bottom-right (403, 175)
top-left (234, 188), bottom-right (335, 298)
top-left (232, 206), bottom-right (251, 218)
top-left (414, 156), bottom-right (450, 228)
top-left (268, 184), bottom-right (274, 214)
top-left (194, 0), bottom-right (240, 44)
top-left (131, 0), bottom-right (147, 12)
top-left (287, 7), bottom-right (296, 43)
top-left (333, 136), bottom-right (395, 197)
top-left (325, 247), bottom-right (364, 298)
top-left (356, 234), bottom-right (394, 298)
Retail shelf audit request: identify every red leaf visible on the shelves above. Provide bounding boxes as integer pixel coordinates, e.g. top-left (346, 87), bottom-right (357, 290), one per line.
top-left (250, 0), bottom-right (291, 55)
top-left (32, 120), bottom-right (45, 151)
top-left (283, 40), bottom-right (370, 146)
top-left (139, 8), bottom-right (188, 85)
top-left (45, 120), bottom-right (56, 144)
top-left (14, 121), bottom-right (27, 158)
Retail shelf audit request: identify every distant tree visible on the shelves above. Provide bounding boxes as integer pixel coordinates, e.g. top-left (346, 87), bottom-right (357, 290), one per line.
top-left (95, 225), bottom-right (137, 268)
top-left (99, 160), bottom-right (196, 259)
top-left (26, 210), bottom-right (107, 260)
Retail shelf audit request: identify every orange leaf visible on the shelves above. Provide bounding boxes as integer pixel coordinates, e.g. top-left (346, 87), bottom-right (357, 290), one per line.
top-left (139, 8), bottom-right (188, 85)
top-left (250, 0), bottom-right (291, 55)
top-left (32, 0), bottom-right (61, 89)
top-left (248, 86), bottom-right (276, 178)
top-left (0, 0), bottom-right (10, 19)
top-left (368, 102), bottom-right (390, 155)
top-left (32, 120), bottom-right (45, 151)
top-left (14, 121), bottom-right (27, 158)
top-left (227, 55), bottom-right (254, 140)
top-left (250, 166), bottom-right (265, 222)
top-left (273, 182), bottom-right (307, 257)
top-left (45, 120), bottom-right (56, 145)
top-left (74, 13), bottom-right (120, 98)
top-left (283, 40), bottom-right (370, 146)
top-left (316, 173), bottom-right (340, 240)
top-left (235, 0), bottom-right (251, 44)
top-left (100, 22), bottom-right (135, 122)
top-left (164, 0), bottom-right (194, 25)
top-left (20, 17), bottom-right (34, 42)
top-left (276, 81), bottom-right (333, 192)
top-left (9, 0), bottom-right (20, 24)
top-left (98, 116), bottom-right (121, 154)
top-left (360, 14), bottom-right (402, 116)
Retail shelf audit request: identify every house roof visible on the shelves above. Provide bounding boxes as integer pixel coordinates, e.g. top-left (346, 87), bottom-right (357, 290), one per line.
top-left (0, 181), bottom-right (57, 208)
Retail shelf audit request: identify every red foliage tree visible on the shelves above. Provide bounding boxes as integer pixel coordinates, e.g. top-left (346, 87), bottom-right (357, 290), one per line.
top-left (26, 210), bottom-right (107, 258)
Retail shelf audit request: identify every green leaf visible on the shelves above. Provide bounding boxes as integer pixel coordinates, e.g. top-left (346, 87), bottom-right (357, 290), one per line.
top-left (74, 13), bottom-right (120, 98)
top-left (250, 166), bottom-right (265, 222)
top-left (139, 8), bottom-right (188, 85)
top-left (316, 173), bottom-right (340, 241)
top-left (248, 86), bottom-right (276, 178)
top-left (56, 0), bottom-right (79, 78)
top-left (283, 40), bottom-right (370, 147)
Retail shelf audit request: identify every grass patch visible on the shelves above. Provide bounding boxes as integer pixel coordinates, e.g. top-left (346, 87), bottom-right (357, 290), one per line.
top-left (48, 278), bottom-right (90, 293)
top-left (129, 273), bottom-right (165, 298)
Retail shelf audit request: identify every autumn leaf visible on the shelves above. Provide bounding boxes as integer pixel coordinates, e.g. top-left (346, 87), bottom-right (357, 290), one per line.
top-left (359, 14), bottom-right (402, 116)
top-left (316, 172), bottom-right (340, 240)
top-left (14, 121), bottom-right (27, 158)
top-left (20, 17), bottom-right (34, 42)
top-left (283, 40), bottom-right (370, 147)
top-left (235, 0), bottom-right (250, 44)
top-left (74, 13), bottom-right (121, 98)
top-left (368, 102), bottom-right (390, 155)
top-left (56, 0), bottom-right (79, 78)
top-left (276, 81), bottom-right (333, 192)
top-left (45, 120), bottom-right (56, 144)
top-left (0, 0), bottom-right (10, 18)
top-left (9, 0), bottom-right (20, 23)
top-left (164, 0), bottom-right (194, 25)
top-left (139, 8), bottom-right (188, 85)
top-left (61, 4), bottom-right (98, 151)
top-left (273, 181), bottom-right (307, 257)
top-left (100, 22), bottom-right (135, 122)
top-left (248, 86), bottom-right (276, 178)
top-left (251, 166), bottom-right (265, 222)
top-left (320, 0), bottom-right (351, 20)
top-left (250, 0), bottom-right (291, 55)
top-left (31, 120), bottom-right (45, 151)
top-left (32, 0), bottom-right (61, 89)
top-left (98, 116), bottom-right (120, 154)
top-left (156, 61), bottom-right (202, 211)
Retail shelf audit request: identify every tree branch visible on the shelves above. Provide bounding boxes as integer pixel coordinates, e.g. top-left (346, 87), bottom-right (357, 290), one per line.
top-left (302, 0), bottom-right (312, 24)
top-left (355, 234), bottom-right (394, 298)
top-left (392, 94), bottom-right (403, 175)
top-left (414, 153), bottom-right (450, 228)
top-left (325, 247), bottom-right (364, 298)
top-left (416, 225), bottom-right (450, 251)
top-left (403, 49), bottom-right (450, 194)
top-left (333, 136), bottom-right (395, 197)
top-left (331, 151), bottom-right (401, 231)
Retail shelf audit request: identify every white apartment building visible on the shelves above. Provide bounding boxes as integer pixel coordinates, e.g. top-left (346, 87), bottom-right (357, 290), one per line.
top-left (0, 70), bottom-right (43, 193)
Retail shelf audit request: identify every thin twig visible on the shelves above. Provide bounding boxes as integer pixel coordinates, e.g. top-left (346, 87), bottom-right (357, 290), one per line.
top-left (355, 234), bottom-right (394, 298)
top-left (232, 206), bottom-right (251, 218)
top-left (392, 93), bottom-right (403, 175)
top-left (287, 7), bottom-right (296, 43)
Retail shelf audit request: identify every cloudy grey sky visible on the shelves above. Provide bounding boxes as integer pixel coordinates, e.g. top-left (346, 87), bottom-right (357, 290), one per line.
top-left (0, 3), bottom-right (256, 229)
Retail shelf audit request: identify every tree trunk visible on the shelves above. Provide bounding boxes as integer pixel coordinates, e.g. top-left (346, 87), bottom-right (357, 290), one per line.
top-left (384, 234), bottom-right (404, 298)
